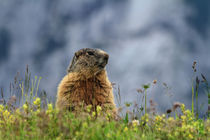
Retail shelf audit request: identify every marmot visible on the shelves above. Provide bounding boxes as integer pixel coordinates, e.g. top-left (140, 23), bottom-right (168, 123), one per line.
top-left (56, 48), bottom-right (116, 114)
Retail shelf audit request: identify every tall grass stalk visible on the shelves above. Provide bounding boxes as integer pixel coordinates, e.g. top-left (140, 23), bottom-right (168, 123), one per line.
top-left (19, 82), bottom-right (24, 105)
top-left (191, 83), bottom-right (194, 116)
top-left (191, 61), bottom-right (197, 116)
top-left (35, 76), bottom-right (42, 98)
top-left (208, 93), bottom-right (210, 117)
top-left (145, 89), bottom-right (147, 115)
top-left (201, 74), bottom-right (210, 118)
top-left (195, 88), bottom-right (198, 119)
top-left (16, 66), bottom-right (43, 106)
top-left (195, 76), bottom-right (199, 119)
top-left (143, 84), bottom-right (150, 115)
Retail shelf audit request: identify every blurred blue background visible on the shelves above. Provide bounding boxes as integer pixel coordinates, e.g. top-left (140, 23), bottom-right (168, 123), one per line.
top-left (0, 0), bottom-right (210, 113)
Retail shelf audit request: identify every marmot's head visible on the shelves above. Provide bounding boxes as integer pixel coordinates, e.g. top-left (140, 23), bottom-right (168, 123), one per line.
top-left (67, 48), bottom-right (109, 75)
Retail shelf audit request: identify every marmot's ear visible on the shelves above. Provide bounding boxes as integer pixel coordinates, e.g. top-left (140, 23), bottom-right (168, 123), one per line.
top-left (67, 55), bottom-right (77, 73)
top-left (75, 51), bottom-right (81, 58)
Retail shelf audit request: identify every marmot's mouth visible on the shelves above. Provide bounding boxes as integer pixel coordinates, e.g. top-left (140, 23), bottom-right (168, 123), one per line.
top-left (95, 61), bottom-right (107, 69)
top-left (98, 64), bottom-right (105, 69)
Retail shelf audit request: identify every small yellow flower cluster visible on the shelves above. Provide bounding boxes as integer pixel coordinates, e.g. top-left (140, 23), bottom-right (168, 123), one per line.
top-left (96, 106), bottom-right (102, 114)
top-left (46, 103), bottom-right (53, 114)
top-left (150, 103), bottom-right (209, 139)
top-left (106, 113), bottom-right (111, 121)
top-left (15, 109), bottom-right (21, 115)
top-left (167, 117), bottom-right (174, 123)
top-left (205, 120), bottom-right (210, 134)
top-left (82, 122), bottom-right (88, 128)
top-left (141, 114), bottom-right (149, 123)
top-left (0, 105), bottom-right (15, 124)
top-left (132, 120), bottom-right (140, 132)
top-left (123, 126), bottom-right (128, 132)
top-left (23, 103), bottom-right (28, 112)
top-left (75, 130), bottom-right (84, 139)
top-left (106, 133), bottom-right (111, 138)
top-left (33, 97), bottom-right (41, 107)
top-left (35, 109), bottom-right (41, 115)
top-left (154, 114), bottom-right (166, 131)
top-left (0, 105), bottom-right (4, 112)
top-left (86, 105), bottom-right (92, 113)
top-left (92, 111), bottom-right (96, 118)
top-left (132, 120), bottom-right (140, 126)
top-left (181, 104), bottom-right (185, 112)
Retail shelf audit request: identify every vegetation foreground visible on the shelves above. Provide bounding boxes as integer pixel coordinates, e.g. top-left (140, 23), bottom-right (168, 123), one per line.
top-left (0, 62), bottom-right (210, 140)
top-left (0, 101), bottom-right (210, 140)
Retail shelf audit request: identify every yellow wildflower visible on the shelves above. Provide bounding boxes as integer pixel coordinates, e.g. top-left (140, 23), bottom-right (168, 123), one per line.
top-left (155, 116), bottom-right (160, 121)
top-left (88, 115), bottom-right (91, 121)
top-left (75, 131), bottom-right (80, 136)
top-left (181, 104), bottom-right (185, 112)
top-left (92, 111), bottom-right (96, 117)
top-left (46, 103), bottom-right (53, 114)
top-left (188, 134), bottom-right (193, 139)
top-left (132, 120), bottom-right (140, 127)
top-left (96, 106), bottom-right (102, 113)
top-left (23, 104), bottom-right (28, 111)
top-left (174, 131), bottom-right (179, 136)
top-left (123, 127), bottom-right (128, 132)
top-left (133, 127), bottom-right (138, 132)
top-left (15, 109), bottom-right (21, 115)
top-left (33, 98), bottom-right (41, 106)
top-left (86, 105), bottom-right (92, 113)
top-left (0, 105), bottom-right (4, 112)
top-left (106, 133), bottom-right (111, 138)
top-left (8, 115), bottom-right (15, 123)
top-left (48, 103), bottom-right (53, 110)
top-left (168, 117), bottom-right (174, 122)
top-left (3, 110), bottom-right (10, 118)
top-left (35, 109), bottom-right (41, 115)
top-left (181, 115), bottom-right (186, 120)
top-left (162, 114), bottom-right (166, 118)
top-left (82, 122), bottom-right (88, 128)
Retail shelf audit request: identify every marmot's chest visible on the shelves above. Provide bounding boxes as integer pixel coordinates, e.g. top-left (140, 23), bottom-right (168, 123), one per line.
top-left (72, 79), bottom-right (110, 105)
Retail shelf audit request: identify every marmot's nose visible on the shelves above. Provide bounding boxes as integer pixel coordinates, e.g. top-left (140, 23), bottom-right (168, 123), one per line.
top-left (103, 53), bottom-right (109, 62)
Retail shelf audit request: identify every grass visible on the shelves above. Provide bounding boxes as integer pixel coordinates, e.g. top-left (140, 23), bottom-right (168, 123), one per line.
top-left (0, 99), bottom-right (210, 140)
top-left (0, 64), bottom-right (210, 140)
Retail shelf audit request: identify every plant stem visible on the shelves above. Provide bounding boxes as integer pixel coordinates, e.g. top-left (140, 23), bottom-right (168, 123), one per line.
top-left (195, 83), bottom-right (199, 119)
top-left (192, 81), bottom-right (194, 116)
top-left (145, 89), bottom-right (147, 115)
top-left (208, 93), bottom-right (210, 118)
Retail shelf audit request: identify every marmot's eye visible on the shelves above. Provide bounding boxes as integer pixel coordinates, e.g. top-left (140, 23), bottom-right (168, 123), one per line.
top-left (87, 52), bottom-right (94, 56)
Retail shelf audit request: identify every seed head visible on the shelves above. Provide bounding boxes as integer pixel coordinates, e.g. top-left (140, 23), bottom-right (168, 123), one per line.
top-left (192, 61), bottom-right (197, 72)
top-left (196, 76), bottom-right (200, 85)
top-left (153, 80), bottom-right (157, 84)
top-left (173, 102), bottom-right (182, 111)
top-left (201, 74), bottom-right (207, 83)
top-left (166, 109), bottom-right (172, 114)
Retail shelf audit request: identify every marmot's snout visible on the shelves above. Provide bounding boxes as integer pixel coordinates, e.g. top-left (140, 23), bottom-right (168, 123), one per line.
top-left (103, 53), bottom-right (109, 62)
top-left (98, 51), bottom-right (109, 68)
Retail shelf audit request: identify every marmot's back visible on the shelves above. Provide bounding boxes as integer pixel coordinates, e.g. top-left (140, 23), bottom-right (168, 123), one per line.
top-left (56, 48), bottom-right (116, 113)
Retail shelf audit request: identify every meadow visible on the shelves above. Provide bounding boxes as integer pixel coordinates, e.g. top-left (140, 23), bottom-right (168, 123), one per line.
top-left (0, 63), bottom-right (210, 140)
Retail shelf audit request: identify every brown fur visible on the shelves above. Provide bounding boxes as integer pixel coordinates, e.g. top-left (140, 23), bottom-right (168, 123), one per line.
top-left (56, 48), bottom-right (116, 114)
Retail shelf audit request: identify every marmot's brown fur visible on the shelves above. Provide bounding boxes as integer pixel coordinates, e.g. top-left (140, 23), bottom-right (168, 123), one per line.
top-left (56, 48), bottom-right (116, 114)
